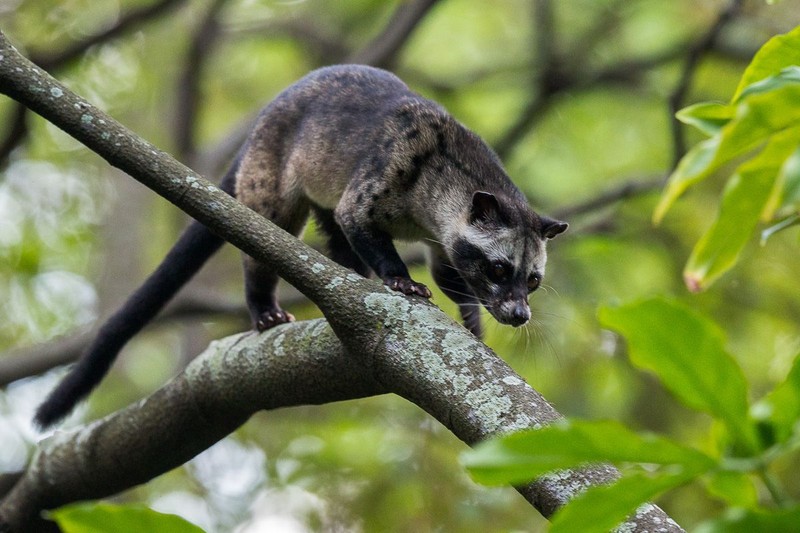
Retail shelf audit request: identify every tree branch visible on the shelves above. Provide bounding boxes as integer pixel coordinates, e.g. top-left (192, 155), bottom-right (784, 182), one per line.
top-left (198, 0), bottom-right (442, 177)
top-left (552, 174), bottom-right (664, 220)
top-left (668, 0), bottom-right (745, 169)
top-left (174, 0), bottom-right (228, 165)
top-left (0, 320), bottom-right (674, 531)
top-left (0, 32), bottom-right (681, 532)
top-left (346, 0), bottom-right (440, 69)
top-left (0, 292), bottom-right (248, 387)
top-left (0, 0), bottom-right (188, 168)
top-left (0, 321), bottom-right (387, 530)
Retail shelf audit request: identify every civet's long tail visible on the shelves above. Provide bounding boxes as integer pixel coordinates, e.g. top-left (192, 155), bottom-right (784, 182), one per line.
top-left (35, 159), bottom-right (239, 428)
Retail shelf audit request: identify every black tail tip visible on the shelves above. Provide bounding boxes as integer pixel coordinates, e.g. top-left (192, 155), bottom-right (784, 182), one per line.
top-left (33, 400), bottom-right (68, 430)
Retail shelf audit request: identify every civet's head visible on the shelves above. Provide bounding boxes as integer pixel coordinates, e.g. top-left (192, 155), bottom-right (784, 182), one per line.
top-left (450, 191), bottom-right (567, 328)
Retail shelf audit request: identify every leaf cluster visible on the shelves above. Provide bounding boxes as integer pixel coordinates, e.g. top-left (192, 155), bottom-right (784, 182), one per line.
top-left (463, 26), bottom-right (800, 531)
top-left (464, 297), bottom-right (800, 532)
top-left (655, 25), bottom-right (800, 292)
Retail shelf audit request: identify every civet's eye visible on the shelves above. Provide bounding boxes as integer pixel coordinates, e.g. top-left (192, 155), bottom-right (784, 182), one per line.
top-left (488, 261), bottom-right (511, 283)
top-left (527, 273), bottom-right (541, 293)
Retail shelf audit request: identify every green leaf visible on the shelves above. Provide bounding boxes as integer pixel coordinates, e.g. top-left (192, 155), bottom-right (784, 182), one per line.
top-left (49, 502), bottom-right (205, 533)
top-left (654, 136), bottom-right (720, 223)
top-left (761, 214), bottom-right (800, 244)
top-left (718, 72), bottom-right (800, 162)
top-left (656, 70), bottom-right (800, 223)
top-left (733, 25), bottom-right (800, 102)
top-left (737, 65), bottom-right (800, 101)
top-left (550, 470), bottom-right (696, 533)
top-left (752, 352), bottom-right (800, 443)
top-left (695, 73), bottom-right (800, 183)
top-left (462, 419), bottom-right (714, 486)
top-left (703, 471), bottom-right (759, 508)
top-left (599, 298), bottom-right (759, 452)
top-left (772, 145), bottom-right (800, 215)
top-left (677, 102), bottom-right (734, 136)
top-left (695, 506), bottom-right (800, 533)
top-left (683, 129), bottom-right (800, 291)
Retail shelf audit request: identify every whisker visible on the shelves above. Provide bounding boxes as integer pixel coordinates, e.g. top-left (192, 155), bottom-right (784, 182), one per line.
top-left (541, 283), bottom-right (560, 298)
top-left (441, 290), bottom-right (490, 305)
top-left (424, 237), bottom-right (457, 255)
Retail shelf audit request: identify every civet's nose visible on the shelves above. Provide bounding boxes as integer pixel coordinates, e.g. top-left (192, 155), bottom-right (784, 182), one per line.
top-left (509, 302), bottom-right (531, 326)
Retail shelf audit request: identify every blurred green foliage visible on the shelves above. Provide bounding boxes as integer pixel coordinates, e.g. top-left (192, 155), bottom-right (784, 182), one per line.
top-left (51, 502), bottom-right (205, 533)
top-left (3, 0), bottom-right (800, 531)
top-left (465, 27), bottom-right (800, 531)
top-left (466, 297), bottom-right (800, 532)
top-left (656, 25), bottom-right (800, 291)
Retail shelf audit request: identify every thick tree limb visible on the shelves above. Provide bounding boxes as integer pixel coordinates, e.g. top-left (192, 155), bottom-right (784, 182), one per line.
top-left (0, 321), bottom-right (386, 530)
top-left (0, 319), bottom-right (672, 532)
top-left (0, 32), bottom-right (682, 531)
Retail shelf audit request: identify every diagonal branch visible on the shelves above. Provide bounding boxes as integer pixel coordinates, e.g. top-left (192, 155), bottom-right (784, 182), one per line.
top-left (347, 0), bottom-right (440, 69)
top-left (28, 0), bottom-right (188, 71)
top-left (0, 0), bottom-right (189, 168)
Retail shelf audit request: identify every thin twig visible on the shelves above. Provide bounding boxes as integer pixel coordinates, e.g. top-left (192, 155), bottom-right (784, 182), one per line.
top-left (347, 0), bottom-right (440, 69)
top-left (0, 293), bottom-right (249, 388)
top-left (668, 0), bottom-right (744, 170)
top-left (29, 0), bottom-right (188, 71)
top-left (553, 175), bottom-right (664, 219)
top-left (0, 0), bottom-right (188, 168)
top-left (175, 0), bottom-right (228, 166)
top-left (0, 102), bottom-right (27, 166)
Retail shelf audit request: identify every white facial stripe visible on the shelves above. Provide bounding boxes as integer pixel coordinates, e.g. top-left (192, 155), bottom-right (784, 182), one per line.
top-left (464, 226), bottom-right (514, 264)
top-left (463, 225), bottom-right (548, 279)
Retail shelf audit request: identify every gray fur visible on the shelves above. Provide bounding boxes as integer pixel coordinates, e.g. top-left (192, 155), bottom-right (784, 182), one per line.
top-left (235, 65), bottom-right (567, 336)
top-left (33, 65), bottom-right (568, 429)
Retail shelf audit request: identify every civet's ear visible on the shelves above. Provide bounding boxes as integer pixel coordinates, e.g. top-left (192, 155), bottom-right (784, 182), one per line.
top-left (540, 216), bottom-right (568, 239)
top-left (470, 191), bottom-right (506, 225)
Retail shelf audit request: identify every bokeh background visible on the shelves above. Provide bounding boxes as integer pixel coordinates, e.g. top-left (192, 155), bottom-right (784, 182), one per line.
top-left (2, 0), bottom-right (800, 530)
